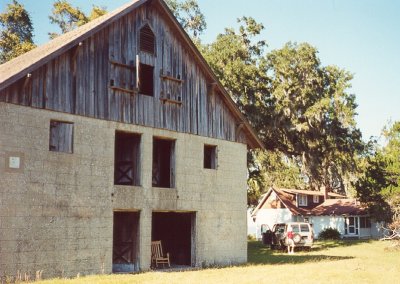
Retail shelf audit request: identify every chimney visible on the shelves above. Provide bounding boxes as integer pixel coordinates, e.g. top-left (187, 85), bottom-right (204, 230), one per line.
top-left (321, 185), bottom-right (329, 201)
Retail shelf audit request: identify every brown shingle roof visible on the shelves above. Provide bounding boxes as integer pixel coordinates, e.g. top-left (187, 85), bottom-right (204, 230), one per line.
top-left (311, 199), bottom-right (368, 216)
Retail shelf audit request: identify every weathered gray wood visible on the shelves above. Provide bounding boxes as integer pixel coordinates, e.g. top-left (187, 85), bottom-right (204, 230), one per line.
top-left (0, 4), bottom-right (245, 145)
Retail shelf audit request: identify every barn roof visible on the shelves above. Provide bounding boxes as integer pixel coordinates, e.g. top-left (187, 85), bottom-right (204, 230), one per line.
top-left (0, 0), bottom-right (263, 149)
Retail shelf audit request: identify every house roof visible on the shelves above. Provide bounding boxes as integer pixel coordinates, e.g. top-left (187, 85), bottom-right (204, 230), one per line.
top-left (280, 188), bottom-right (345, 198)
top-left (0, 0), bottom-right (263, 150)
top-left (311, 199), bottom-right (368, 216)
top-left (252, 187), bottom-right (363, 218)
top-left (252, 188), bottom-right (309, 217)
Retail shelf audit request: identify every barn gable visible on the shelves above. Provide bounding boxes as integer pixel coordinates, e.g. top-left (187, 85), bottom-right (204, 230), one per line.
top-left (0, 0), bottom-right (262, 149)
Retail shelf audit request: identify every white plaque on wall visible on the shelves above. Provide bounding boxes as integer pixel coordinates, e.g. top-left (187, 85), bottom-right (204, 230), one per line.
top-left (9, 156), bottom-right (21, 169)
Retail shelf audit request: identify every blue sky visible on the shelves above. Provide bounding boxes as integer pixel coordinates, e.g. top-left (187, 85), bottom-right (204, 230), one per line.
top-left (2, 0), bottom-right (399, 141)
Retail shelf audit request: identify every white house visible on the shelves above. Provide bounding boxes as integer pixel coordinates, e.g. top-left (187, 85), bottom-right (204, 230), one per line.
top-left (251, 188), bottom-right (382, 239)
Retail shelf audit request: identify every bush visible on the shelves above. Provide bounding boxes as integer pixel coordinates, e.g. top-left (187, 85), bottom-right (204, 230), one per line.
top-left (248, 234), bottom-right (256, 241)
top-left (318, 227), bottom-right (341, 240)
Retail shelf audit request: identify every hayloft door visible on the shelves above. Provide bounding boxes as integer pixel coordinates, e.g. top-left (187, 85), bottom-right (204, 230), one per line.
top-left (113, 211), bottom-right (140, 272)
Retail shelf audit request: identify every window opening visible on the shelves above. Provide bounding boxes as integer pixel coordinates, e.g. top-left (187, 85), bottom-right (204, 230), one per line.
top-left (152, 138), bottom-right (175, 188)
top-left (49, 120), bottom-right (73, 153)
top-left (360, 217), bottom-right (371, 228)
top-left (204, 145), bottom-right (217, 169)
top-left (298, 194), bottom-right (308, 206)
top-left (139, 63), bottom-right (154, 96)
top-left (313, 195), bottom-right (319, 203)
top-left (114, 131), bottom-right (141, 186)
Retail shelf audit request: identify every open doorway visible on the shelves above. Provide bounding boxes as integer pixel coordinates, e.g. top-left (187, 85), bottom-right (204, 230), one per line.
top-left (113, 211), bottom-right (140, 273)
top-left (152, 212), bottom-right (195, 267)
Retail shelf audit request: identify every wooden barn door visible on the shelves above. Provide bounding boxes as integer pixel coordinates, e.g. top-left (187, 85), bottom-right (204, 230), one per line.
top-left (113, 211), bottom-right (140, 272)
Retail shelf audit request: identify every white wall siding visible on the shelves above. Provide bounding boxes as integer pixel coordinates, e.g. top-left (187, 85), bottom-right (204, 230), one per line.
top-left (309, 216), bottom-right (345, 238)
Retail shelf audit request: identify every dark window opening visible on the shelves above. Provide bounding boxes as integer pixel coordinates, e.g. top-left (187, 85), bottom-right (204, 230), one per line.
top-left (152, 212), bottom-right (195, 267)
top-left (113, 211), bottom-right (140, 273)
top-left (139, 63), bottom-right (154, 96)
top-left (114, 131), bottom-right (141, 186)
top-left (140, 24), bottom-right (155, 55)
top-left (152, 138), bottom-right (175, 188)
top-left (204, 145), bottom-right (217, 169)
top-left (49, 120), bottom-right (73, 153)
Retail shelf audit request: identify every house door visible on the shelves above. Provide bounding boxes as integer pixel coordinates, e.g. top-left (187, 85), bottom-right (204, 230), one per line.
top-left (113, 211), bottom-right (140, 272)
top-left (345, 216), bottom-right (359, 236)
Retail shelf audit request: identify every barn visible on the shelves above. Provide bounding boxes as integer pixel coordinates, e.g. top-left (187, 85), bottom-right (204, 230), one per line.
top-left (0, 0), bottom-right (262, 278)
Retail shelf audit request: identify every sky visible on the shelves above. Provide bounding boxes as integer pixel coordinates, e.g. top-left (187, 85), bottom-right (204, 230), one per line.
top-left (2, 0), bottom-right (399, 141)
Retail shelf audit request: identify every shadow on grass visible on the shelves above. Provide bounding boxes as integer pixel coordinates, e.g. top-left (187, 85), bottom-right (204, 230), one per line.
top-left (311, 239), bottom-right (372, 251)
top-left (248, 241), bottom-right (354, 265)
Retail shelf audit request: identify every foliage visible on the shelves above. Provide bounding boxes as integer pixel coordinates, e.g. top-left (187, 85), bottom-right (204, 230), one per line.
top-left (318, 227), bottom-right (341, 240)
top-left (354, 122), bottom-right (400, 221)
top-left (0, 0), bottom-right (35, 63)
top-left (248, 149), bottom-right (306, 205)
top-left (200, 16), bottom-right (269, 113)
top-left (48, 0), bottom-right (107, 39)
top-left (200, 16), bottom-right (362, 202)
top-left (262, 42), bottom-right (364, 195)
top-left (247, 234), bottom-right (256, 241)
top-left (165, 0), bottom-right (206, 39)
top-left (381, 121), bottom-right (400, 197)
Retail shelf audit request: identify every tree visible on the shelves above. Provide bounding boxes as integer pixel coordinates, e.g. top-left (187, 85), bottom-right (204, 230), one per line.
top-left (0, 0), bottom-right (35, 63)
top-left (247, 149), bottom-right (306, 206)
top-left (261, 42), bottom-right (363, 195)
top-left (49, 0), bottom-right (107, 39)
top-left (200, 17), bottom-right (270, 115)
top-left (355, 122), bottom-right (400, 221)
top-left (201, 19), bottom-right (362, 201)
top-left (381, 121), bottom-right (400, 196)
top-left (165, 0), bottom-right (206, 39)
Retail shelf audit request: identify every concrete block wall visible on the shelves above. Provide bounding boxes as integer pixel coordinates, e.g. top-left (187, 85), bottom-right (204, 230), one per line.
top-left (0, 102), bottom-right (248, 278)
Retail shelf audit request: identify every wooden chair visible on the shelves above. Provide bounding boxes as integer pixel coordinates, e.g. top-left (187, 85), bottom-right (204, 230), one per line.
top-left (151, 240), bottom-right (170, 268)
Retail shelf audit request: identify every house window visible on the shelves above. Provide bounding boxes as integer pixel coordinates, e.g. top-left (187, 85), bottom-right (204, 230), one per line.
top-left (345, 216), bottom-right (359, 235)
top-left (298, 194), bottom-right (307, 206)
top-left (49, 120), bottom-right (73, 153)
top-left (204, 145), bottom-right (217, 169)
top-left (360, 217), bottom-right (371, 228)
top-left (313, 195), bottom-right (319, 203)
top-left (114, 131), bottom-right (141, 186)
top-left (152, 137), bottom-right (175, 188)
top-left (138, 63), bottom-right (154, 96)
top-left (140, 24), bottom-right (155, 55)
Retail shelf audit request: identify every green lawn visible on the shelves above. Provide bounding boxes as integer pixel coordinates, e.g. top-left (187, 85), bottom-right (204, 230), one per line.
top-left (37, 240), bottom-right (400, 284)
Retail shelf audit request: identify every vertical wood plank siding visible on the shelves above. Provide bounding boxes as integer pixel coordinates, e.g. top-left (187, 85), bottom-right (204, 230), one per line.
top-left (0, 5), bottom-right (244, 144)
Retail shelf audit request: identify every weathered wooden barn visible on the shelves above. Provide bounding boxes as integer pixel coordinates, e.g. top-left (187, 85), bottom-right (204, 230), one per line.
top-left (0, 0), bottom-right (262, 278)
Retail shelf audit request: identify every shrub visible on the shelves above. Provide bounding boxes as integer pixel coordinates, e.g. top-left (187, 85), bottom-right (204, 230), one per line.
top-left (247, 234), bottom-right (256, 241)
top-left (318, 227), bottom-right (341, 240)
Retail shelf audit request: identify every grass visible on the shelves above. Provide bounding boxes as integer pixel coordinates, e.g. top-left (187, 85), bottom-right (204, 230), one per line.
top-left (36, 240), bottom-right (400, 284)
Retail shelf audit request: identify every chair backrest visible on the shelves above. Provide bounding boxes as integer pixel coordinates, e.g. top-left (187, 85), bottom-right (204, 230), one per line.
top-left (151, 240), bottom-right (164, 258)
